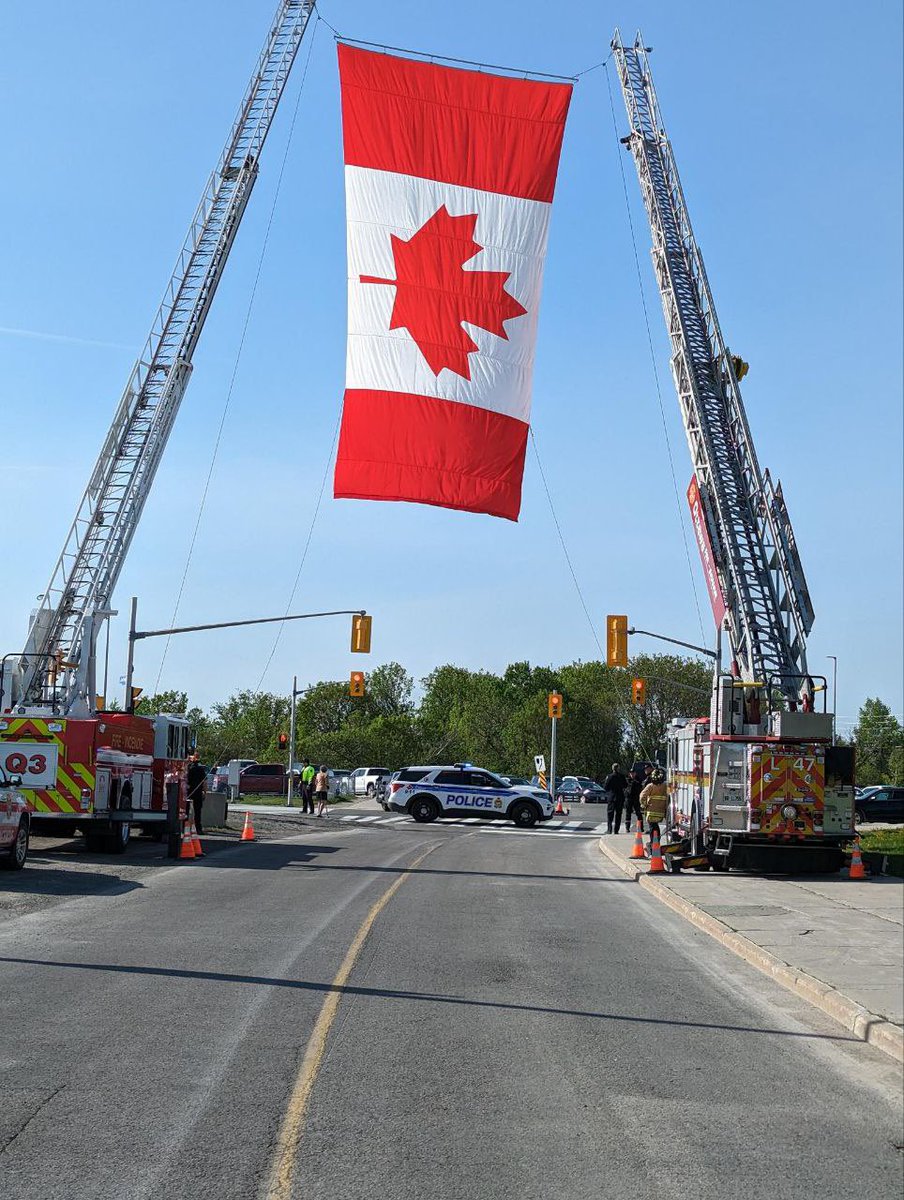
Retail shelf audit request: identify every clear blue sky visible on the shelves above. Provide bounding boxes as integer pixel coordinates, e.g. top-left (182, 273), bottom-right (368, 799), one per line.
top-left (1, 0), bottom-right (901, 738)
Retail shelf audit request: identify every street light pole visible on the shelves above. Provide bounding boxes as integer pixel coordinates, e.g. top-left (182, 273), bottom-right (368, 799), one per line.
top-left (828, 655), bottom-right (838, 744)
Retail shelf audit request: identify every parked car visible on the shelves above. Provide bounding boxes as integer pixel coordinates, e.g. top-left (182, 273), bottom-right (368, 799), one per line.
top-left (560, 775), bottom-right (607, 803)
top-left (501, 775), bottom-right (531, 787)
top-left (348, 766), bottom-right (392, 797)
top-left (856, 787), bottom-right (904, 824)
top-left (238, 763), bottom-right (286, 796)
top-left (0, 771), bottom-right (29, 870)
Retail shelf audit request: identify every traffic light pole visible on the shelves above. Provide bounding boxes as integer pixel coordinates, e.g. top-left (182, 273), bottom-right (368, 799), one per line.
top-left (549, 715), bottom-right (557, 803)
top-left (627, 626), bottom-right (717, 659)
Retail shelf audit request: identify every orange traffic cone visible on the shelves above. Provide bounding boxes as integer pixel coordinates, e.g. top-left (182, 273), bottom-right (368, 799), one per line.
top-left (629, 819), bottom-right (646, 860)
top-left (648, 830), bottom-right (665, 874)
top-left (848, 836), bottom-right (867, 880)
top-left (192, 829), bottom-right (204, 857)
top-left (179, 826), bottom-right (196, 859)
top-left (554, 795), bottom-right (569, 816)
top-left (240, 810), bottom-right (256, 842)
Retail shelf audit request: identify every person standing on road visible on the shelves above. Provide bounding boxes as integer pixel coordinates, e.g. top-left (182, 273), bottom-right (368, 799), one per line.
top-left (314, 765), bottom-right (330, 817)
top-left (624, 769), bottom-right (644, 833)
top-left (640, 769), bottom-right (669, 851)
top-left (186, 753), bottom-right (207, 835)
top-left (603, 763), bottom-right (628, 834)
top-left (301, 761), bottom-right (316, 815)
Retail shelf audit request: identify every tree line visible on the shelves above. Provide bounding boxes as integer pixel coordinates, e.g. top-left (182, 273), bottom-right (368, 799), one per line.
top-left (132, 660), bottom-right (904, 786)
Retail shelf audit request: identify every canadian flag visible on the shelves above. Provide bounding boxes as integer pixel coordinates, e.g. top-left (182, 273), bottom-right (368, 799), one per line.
top-left (334, 45), bottom-right (572, 521)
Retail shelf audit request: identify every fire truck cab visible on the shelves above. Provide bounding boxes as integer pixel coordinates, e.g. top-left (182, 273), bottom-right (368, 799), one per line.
top-left (0, 710), bottom-right (190, 853)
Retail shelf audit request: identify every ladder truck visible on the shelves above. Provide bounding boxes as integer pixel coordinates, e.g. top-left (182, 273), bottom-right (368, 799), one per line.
top-left (0, 1), bottom-right (316, 852)
top-left (612, 33), bottom-right (855, 872)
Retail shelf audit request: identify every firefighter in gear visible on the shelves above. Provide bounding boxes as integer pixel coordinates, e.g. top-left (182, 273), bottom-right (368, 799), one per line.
top-left (640, 769), bottom-right (669, 851)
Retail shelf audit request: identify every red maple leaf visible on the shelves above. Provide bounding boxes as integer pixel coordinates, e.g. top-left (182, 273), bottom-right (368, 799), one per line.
top-left (360, 205), bottom-right (527, 380)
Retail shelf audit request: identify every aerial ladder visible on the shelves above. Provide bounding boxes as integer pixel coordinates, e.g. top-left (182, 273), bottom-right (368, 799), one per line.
top-left (611, 32), bottom-right (855, 870)
top-left (3, 0), bottom-right (316, 719)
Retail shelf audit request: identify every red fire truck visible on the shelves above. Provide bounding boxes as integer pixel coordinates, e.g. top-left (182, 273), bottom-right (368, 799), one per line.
top-left (0, 710), bottom-right (190, 852)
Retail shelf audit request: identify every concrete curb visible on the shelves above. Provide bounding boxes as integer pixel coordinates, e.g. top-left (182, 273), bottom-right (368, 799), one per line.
top-left (597, 838), bottom-right (904, 1064)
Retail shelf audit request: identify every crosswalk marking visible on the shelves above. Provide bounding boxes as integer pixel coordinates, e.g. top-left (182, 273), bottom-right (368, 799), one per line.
top-left (332, 812), bottom-right (600, 837)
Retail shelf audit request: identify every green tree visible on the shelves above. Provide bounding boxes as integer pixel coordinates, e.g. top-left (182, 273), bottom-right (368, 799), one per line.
top-left (852, 698), bottom-right (904, 784)
top-left (204, 690), bottom-right (291, 765)
top-left (621, 653), bottom-right (711, 763)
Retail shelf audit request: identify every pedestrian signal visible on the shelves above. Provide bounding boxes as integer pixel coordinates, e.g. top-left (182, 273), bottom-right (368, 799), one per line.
top-left (606, 615), bottom-right (628, 667)
top-left (278, 732), bottom-right (288, 750)
top-left (349, 670), bottom-right (365, 698)
top-left (548, 692), bottom-right (564, 720)
top-left (632, 678), bottom-right (646, 705)
top-left (350, 613), bottom-right (372, 654)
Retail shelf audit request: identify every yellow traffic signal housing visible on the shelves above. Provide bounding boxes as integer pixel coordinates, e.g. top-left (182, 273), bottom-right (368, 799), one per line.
top-left (632, 678), bottom-right (646, 705)
top-left (349, 670), bottom-right (366, 698)
top-left (606, 615), bottom-right (628, 667)
top-left (350, 613), bottom-right (372, 654)
top-left (548, 691), bottom-right (564, 719)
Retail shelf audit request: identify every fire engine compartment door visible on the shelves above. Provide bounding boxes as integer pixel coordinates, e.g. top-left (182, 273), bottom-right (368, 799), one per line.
top-left (94, 768), bottom-right (111, 812)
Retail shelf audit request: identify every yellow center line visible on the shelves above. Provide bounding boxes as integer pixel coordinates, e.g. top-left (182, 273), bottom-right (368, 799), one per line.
top-left (264, 842), bottom-right (438, 1200)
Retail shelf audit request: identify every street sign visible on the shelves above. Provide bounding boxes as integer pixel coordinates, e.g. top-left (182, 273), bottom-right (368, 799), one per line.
top-left (534, 754), bottom-right (546, 773)
top-left (606, 615), bottom-right (628, 667)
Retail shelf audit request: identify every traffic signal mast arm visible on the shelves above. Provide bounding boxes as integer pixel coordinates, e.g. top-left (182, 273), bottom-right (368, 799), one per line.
top-left (14, 1), bottom-right (316, 713)
top-left (611, 33), bottom-right (815, 699)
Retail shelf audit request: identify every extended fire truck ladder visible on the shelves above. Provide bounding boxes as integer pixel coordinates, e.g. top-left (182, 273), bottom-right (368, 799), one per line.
top-left (611, 32), bottom-right (815, 699)
top-left (12, 1), bottom-right (315, 715)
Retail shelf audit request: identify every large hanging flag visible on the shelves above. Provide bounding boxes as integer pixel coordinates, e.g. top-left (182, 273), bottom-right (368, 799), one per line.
top-left (334, 44), bottom-right (572, 521)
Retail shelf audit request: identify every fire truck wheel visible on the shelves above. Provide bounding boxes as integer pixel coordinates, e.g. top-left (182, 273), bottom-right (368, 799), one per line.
top-left (105, 822), bottom-right (131, 854)
top-left (1, 818), bottom-right (29, 871)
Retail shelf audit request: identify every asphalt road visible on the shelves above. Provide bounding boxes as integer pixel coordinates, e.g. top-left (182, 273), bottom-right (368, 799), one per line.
top-left (1, 821), bottom-right (901, 1200)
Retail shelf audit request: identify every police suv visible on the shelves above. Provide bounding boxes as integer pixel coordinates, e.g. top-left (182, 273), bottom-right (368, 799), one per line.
top-left (386, 765), bottom-right (554, 828)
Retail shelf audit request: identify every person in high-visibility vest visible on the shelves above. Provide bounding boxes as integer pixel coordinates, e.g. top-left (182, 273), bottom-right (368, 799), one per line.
top-left (301, 761), bottom-right (316, 815)
top-left (640, 770), bottom-right (669, 851)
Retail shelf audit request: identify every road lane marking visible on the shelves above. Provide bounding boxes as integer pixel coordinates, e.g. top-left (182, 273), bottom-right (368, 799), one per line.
top-left (340, 815), bottom-right (362, 821)
top-left (545, 819), bottom-right (564, 828)
top-left (562, 820), bottom-right (582, 829)
top-left (264, 841), bottom-right (437, 1200)
top-left (354, 815), bottom-right (383, 823)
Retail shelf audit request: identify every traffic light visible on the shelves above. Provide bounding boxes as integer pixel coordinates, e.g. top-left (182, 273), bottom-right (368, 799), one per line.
top-left (606, 615), bottom-right (628, 667)
top-left (350, 670), bottom-right (365, 698)
top-left (632, 678), bottom-right (646, 705)
top-left (548, 691), bottom-right (564, 719)
top-left (278, 732), bottom-right (288, 750)
top-left (350, 613), bottom-right (372, 654)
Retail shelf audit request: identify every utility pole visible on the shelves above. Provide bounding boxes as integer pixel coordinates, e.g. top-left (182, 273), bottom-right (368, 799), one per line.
top-left (287, 675), bottom-right (299, 805)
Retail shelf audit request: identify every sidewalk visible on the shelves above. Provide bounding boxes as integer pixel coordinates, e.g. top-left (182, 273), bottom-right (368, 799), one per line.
top-left (228, 798), bottom-right (377, 817)
top-left (598, 832), bottom-right (904, 1062)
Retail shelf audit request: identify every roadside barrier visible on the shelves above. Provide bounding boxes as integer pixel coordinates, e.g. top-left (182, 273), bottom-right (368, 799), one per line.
top-left (648, 830), bottom-right (665, 874)
top-left (848, 836), bottom-right (867, 880)
top-left (241, 811), bottom-right (256, 842)
top-left (179, 826), bottom-right (196, 860)
top-left (629, 819), bottom-right (646, 860)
